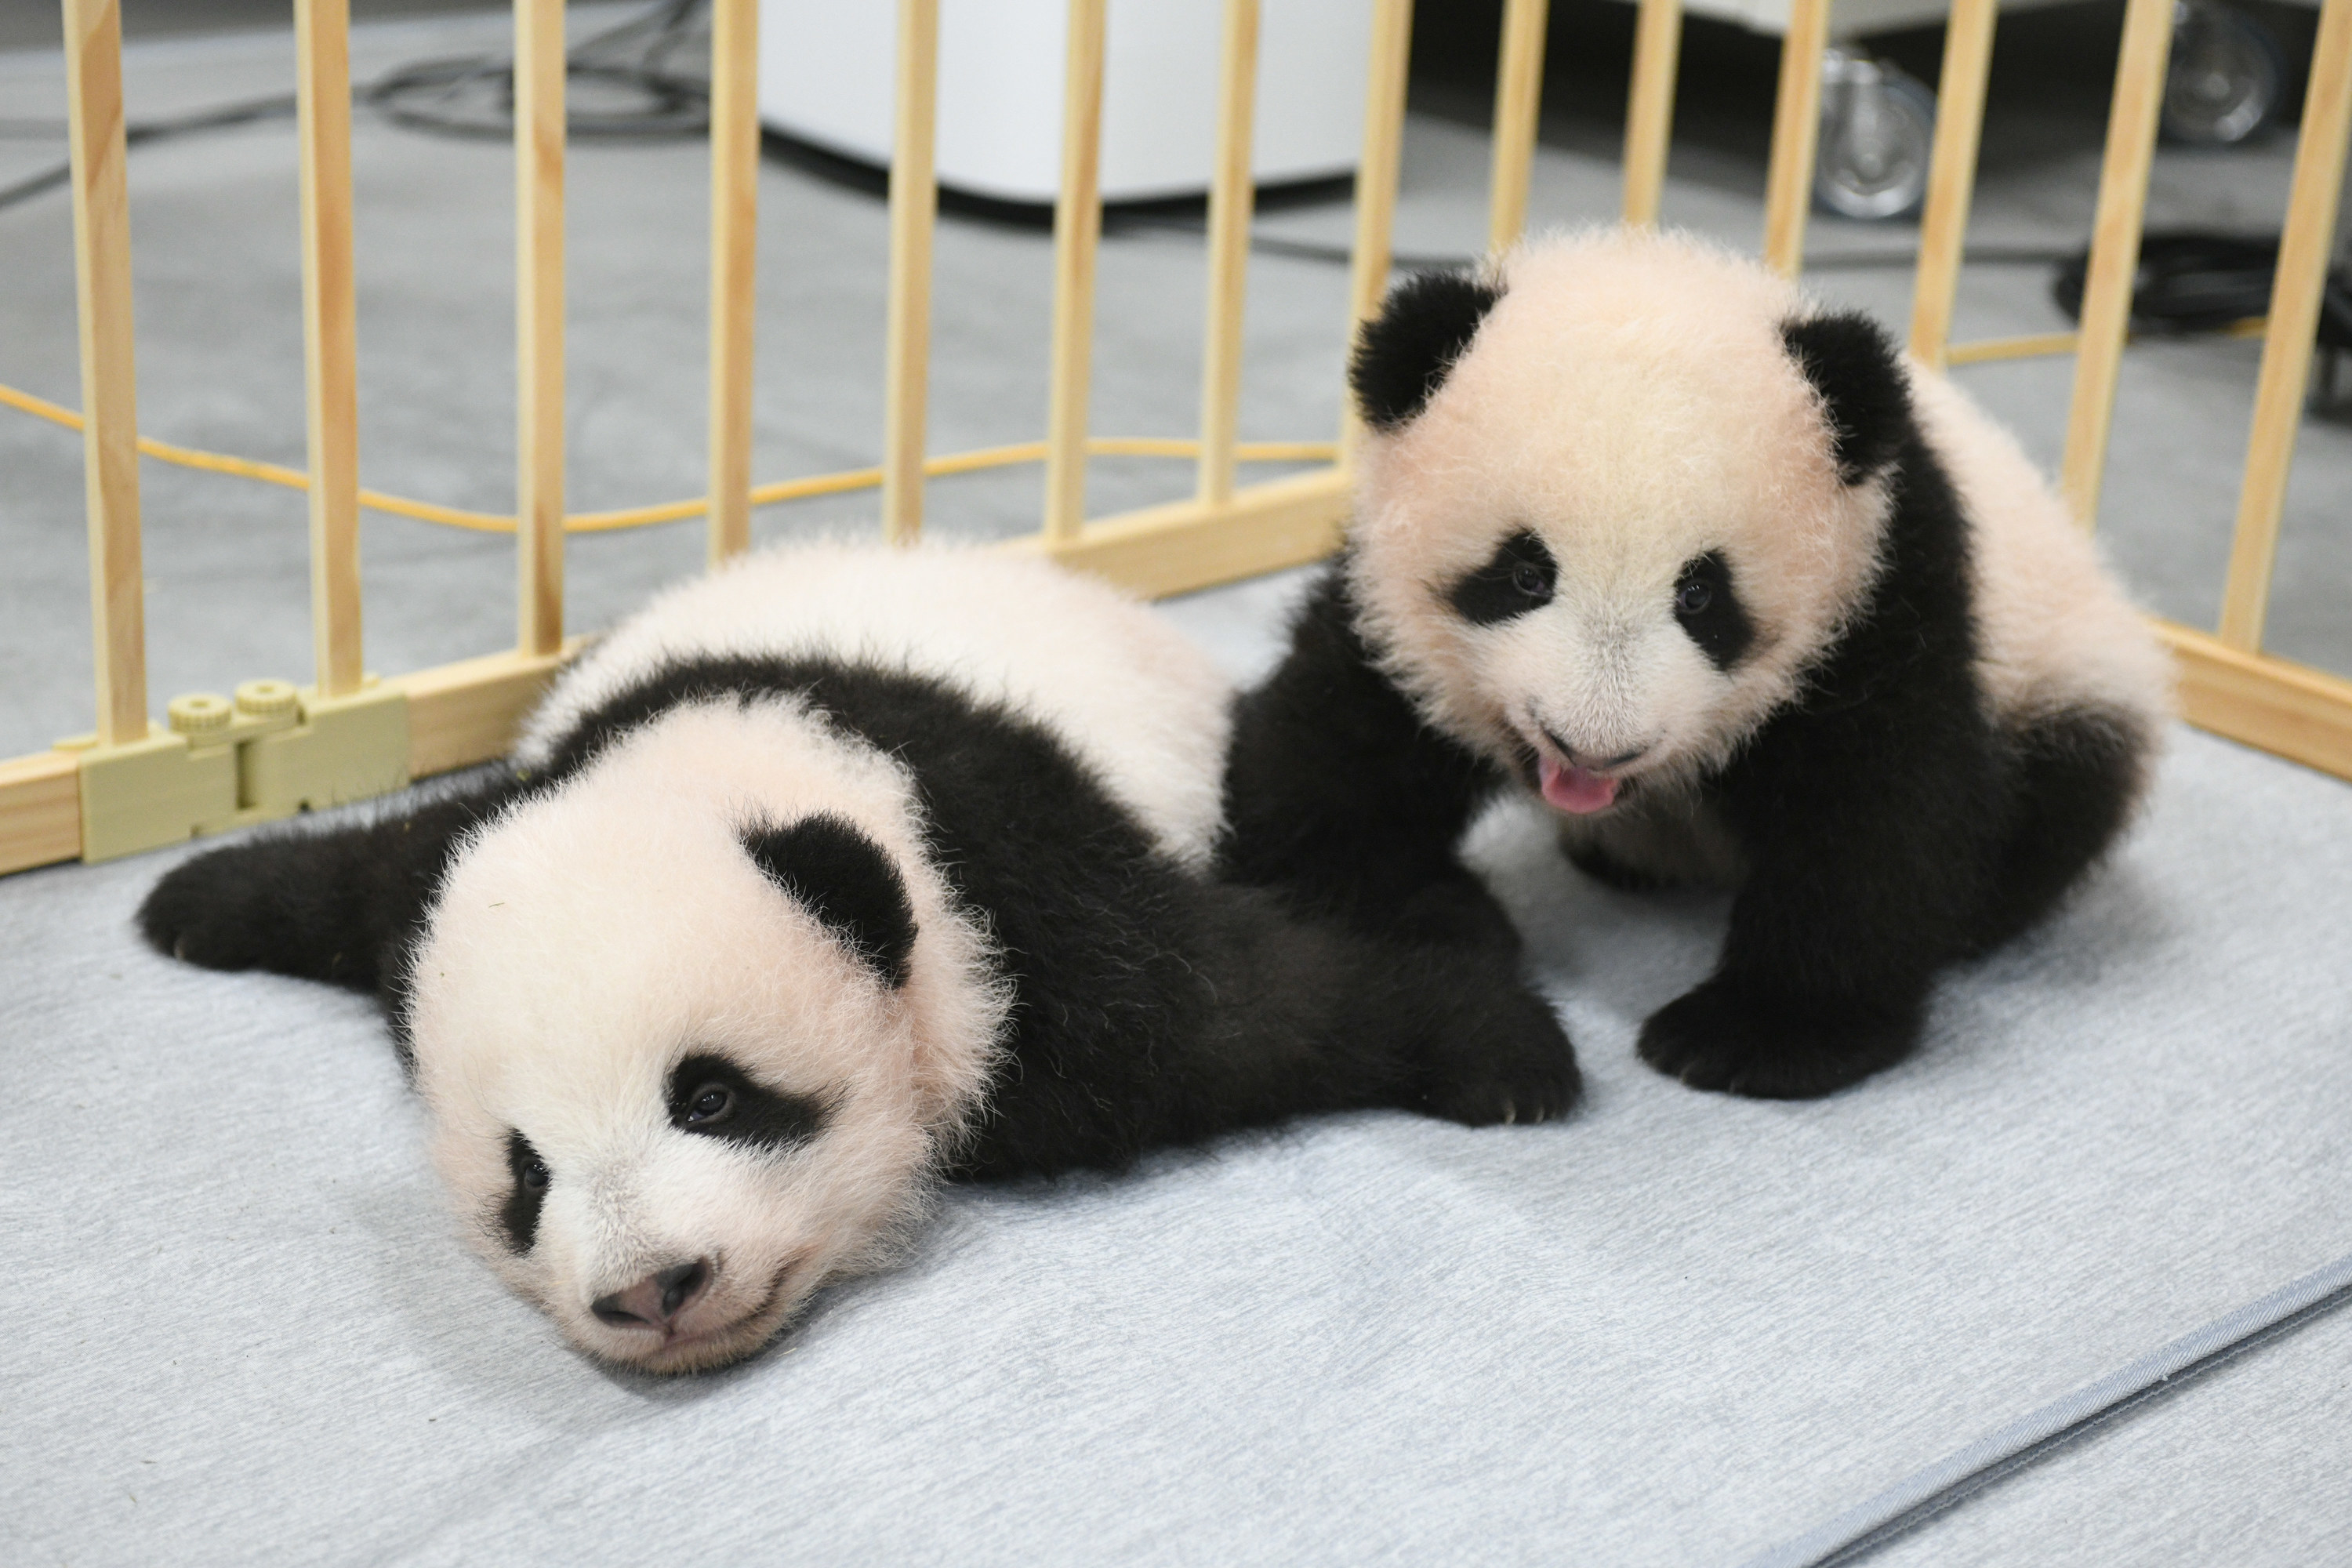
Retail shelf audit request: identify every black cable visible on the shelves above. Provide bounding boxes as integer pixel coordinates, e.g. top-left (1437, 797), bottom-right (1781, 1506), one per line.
top-left (0, 92), bottom-right (298, 216)
top-left (2049, 230), bottom-right (2352, 350)
top-left (365, 0), bottom-right (710, 142)
top-left (0, 0), bottom-right (708, 216)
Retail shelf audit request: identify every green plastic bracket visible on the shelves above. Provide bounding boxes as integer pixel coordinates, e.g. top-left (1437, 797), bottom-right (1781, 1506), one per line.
top-left (60, 677), bottom-right (410, 863)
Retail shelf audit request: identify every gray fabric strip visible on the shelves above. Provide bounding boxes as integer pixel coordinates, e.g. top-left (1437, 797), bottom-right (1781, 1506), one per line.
top-left (1740, 1250), bottom-right (2352, 1568)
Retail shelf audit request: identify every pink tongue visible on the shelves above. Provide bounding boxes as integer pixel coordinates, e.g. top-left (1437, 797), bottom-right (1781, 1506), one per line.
top-left (1538, 755), bottom-right (1620, 815)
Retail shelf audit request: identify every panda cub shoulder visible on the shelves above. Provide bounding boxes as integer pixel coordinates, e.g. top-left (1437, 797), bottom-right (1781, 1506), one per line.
top-left (143, 542), bottom-right (1577, 1373)
top-left (1223, 227), bottom-right (2171, 1099)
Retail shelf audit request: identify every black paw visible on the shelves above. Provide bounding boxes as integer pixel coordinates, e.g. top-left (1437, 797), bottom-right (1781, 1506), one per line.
top-left (1636, 978), bottom-right (1918, 1098)
top-left (1417, 978), bottom-right (1581, 1126)
top-left (137, 844), bottom-right (287, 971)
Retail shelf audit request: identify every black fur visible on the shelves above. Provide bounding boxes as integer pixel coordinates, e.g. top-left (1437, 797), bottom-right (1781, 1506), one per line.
top-left (1449, 531), bottom-right (1558, 626)
top-left (501, 1131), bottom-right (550, 1254)
top-left (666, 1053), bottom-right (832, 1154)
top-left (1351, 270), bottom-right (1504, 431)
top-left (1780, 313), bottom-right (1912, 482)
top-left (1219, 564), bottom-right (1524, 953)
top-left (1226, 364), bottom-right (2147, 1101)
top-left (1970, 706), bottom-right (2150, 956)
top-left (140, 652), bottom-right (1580, 1180)
top-left (1672, 551), bottom-right (1754, 671)
top-left (137, 768), bottom-right (528, 1063)
top-left (742, 815), bottom-right (918, 988)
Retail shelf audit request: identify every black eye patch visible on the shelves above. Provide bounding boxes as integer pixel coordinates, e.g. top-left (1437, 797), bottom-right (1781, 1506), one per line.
top-left (666, 1052), bottom-right (830, 1156)
top-left (1448, 531), bottom-right (1558, 626)
top-left (1671, 551), bottom-right (1755, 670)
top-left (500, 1130), bottom-right (550, 1255)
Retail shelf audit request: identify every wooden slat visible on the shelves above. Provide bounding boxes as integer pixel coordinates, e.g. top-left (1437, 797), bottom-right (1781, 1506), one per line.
top-left (1621, 0), bottom-right (1682, 227)
top-left (2059, 0), bottom-right (2174, 529)
top-left (1486, 0), bottom-right (1549, 253)
top-left (0, 752), bottom-right (83, 876)
top-left (1907, 0), bottom-right (1997, 368)
top-left (1029, 468), bottom-right (1350, 599)
top-left (392, 641), bottom-right (581, 779)
top-left (706, 0), bottom-right (760, 565)
top-left (881, 0), bottom-right (941, 546)
top-left (20, 600), bottom-right (2352, 887)
top-left (1041, 0), bottom-right (1108, 543)
top-left (514, 0), bottom-right (566, 653)
top-left (2217, 0), bottom-right (2352, 651)
top-left (1761, 0), bottom-right (1831, 278)
top-left (296, 0), bottom-right (364, 698)
top-left (2161, 620), bottom-right (2352, 782)
top-left (61, 0), bottom-right (147, 746)
top-left (1341, 0), bottom-right (1416, 461)
top-left (1196, 0), bottom-right (1261, 507)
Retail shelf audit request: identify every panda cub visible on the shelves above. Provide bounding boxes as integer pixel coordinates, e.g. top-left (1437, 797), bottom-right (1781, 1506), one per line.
top-left (140, 543), bottom-right (1577, 1372)
top-left (1223, 228), bottom-right (2172, 1100)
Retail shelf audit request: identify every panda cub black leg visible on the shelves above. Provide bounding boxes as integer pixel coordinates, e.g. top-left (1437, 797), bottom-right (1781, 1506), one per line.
top-left (1220, 564), bottom-right (1515, 948)
top-left (1638, 977), bottom-right (1923, 1099)
top-left (137, 769), bottom-right (524, 1021)
top-left (1201, 884), bottom-right (1583, 1131)
top-left (1969, 706), bottom-right (2151, 956)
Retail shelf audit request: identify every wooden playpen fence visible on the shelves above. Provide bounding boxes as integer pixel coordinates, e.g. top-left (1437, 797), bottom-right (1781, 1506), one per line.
top-left (4, 0), bottom-right (2350, 873)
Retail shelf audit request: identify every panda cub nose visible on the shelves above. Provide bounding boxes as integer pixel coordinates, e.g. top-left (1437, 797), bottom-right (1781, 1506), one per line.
top-left (592, 1259), bottom-right (711, 1330)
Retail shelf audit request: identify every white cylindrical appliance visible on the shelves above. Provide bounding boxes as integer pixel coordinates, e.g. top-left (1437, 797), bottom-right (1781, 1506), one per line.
top-left (757, 0), bottom-right (1375, 205)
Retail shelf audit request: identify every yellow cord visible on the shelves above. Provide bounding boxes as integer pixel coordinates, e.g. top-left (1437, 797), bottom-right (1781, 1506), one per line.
top-left (0, 380), bottom-right (1337, 535)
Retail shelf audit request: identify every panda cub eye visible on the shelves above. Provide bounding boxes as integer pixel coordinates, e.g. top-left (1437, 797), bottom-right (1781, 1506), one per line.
top-left (667, 1052), bottom-right (832, 1152)
top-left (1449, 530), bottom-right (1558, 626)
top-left (500, 1130), bottom-right (552, 1254)
top-left (1671, 551), bottom-right (1755, 671)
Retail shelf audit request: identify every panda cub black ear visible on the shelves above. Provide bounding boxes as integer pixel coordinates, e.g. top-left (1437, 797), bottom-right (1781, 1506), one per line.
top-left (1351, 270), bottom-right (1504, 431)
top-left (741, 815), bottom-right (918, 989)
top-left (1780, 311), bottom-right (1912, 484)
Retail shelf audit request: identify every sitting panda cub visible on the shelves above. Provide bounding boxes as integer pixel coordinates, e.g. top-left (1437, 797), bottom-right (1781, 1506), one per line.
top-left (141, 543), bottom-right (1577, 1373)
top-left (1223, 228), bottom-right (2172, 1099)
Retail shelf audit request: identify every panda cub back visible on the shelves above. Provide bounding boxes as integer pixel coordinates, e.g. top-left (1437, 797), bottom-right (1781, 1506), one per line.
top-left (520, 543), bottom-right (1233, 868)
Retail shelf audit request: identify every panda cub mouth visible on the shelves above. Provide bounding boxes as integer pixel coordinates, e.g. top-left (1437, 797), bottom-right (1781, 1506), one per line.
top-left (1516, 728), bottom-right (1640, 815)
top-left (1536, 754), bottom-right (1624, 815)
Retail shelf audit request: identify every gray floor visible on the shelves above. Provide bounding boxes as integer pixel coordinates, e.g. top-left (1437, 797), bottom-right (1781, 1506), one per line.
top-left (3, 644), bottom-right (2349, 1568)
top-left (2, 13), bottom-right (2350, 1564)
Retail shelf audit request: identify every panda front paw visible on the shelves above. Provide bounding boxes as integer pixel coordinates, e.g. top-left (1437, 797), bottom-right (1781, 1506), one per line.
top-left (137, 845), bottom-right (285, 971)
top-left (1636, 978), bottom-right (1918, 1098)
top-left (1417, 980), bottom-right (1582, 1127)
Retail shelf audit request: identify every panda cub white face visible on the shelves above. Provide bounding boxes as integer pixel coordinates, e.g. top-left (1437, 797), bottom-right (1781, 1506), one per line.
top-left (407, 702), bottom-right (1004, 1374)
top-left (1348, 231), bottom-right (1893, 817)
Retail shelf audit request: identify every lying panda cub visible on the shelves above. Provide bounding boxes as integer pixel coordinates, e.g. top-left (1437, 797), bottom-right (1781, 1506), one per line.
top-left (1223, 227), bottom-right (2172, 1100)
top-left (140, 543), bottom-right (1576, 1372)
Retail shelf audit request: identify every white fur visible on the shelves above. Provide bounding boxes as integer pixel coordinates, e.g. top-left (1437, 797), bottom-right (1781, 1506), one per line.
top-left (1349, 227), bottom-right (2171, 881)
top-left (411, 542), bottom-right (1229, 1370)
top-left (518, 540), bottom-right (1233, 868)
